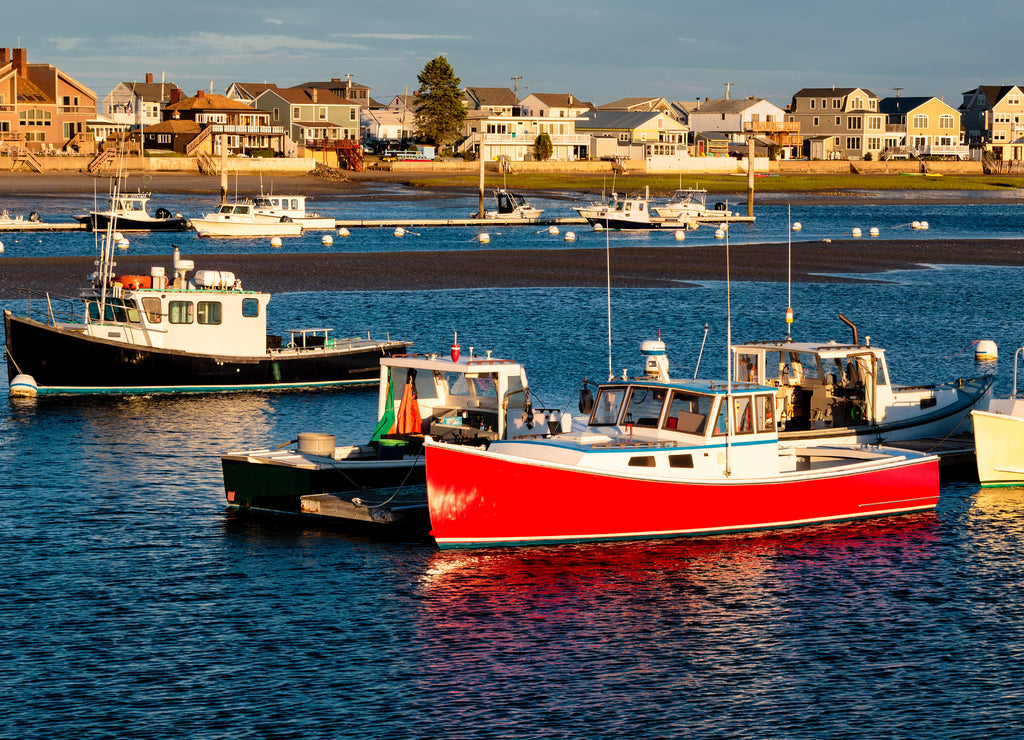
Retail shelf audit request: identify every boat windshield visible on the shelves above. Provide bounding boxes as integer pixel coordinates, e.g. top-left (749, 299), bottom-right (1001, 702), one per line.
top-left (663, 391), bottom-right (714, 435)
top-left (622, 385), bottom-right (668, 428)
top-left (590, 386), bottom-right (628, 426)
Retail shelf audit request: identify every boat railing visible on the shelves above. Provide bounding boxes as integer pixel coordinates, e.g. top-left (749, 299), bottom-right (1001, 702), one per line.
top-left (15, 289), bottom-right (87, 327)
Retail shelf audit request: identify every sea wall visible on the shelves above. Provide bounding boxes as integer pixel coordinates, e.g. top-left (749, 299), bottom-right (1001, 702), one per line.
top-left (0, 155), bottom-right (318, 174)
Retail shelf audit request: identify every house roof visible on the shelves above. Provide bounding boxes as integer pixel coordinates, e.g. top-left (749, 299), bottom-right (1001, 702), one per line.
top-left (231, 82), bottom-right (279, 99)
top-left (597, 97), bottom-right (667, 111)
top-left (144, 119), bottom-right (202, 134)
top-left (793, 87), bottom-right (879, 99)
top-left (124, 81), bottom-right (181, 102)
top-left (15, 76), bottom-right (50, 104)
top-left (878, 96), bottom-right (935, 116)
top-left (527, 93), bottom-right (593, 109)
top-left (576, 110), bottom-right (683, 130)
top-left (688, 98), bottom-right (770, 115)
top-left (466, 87), bottom-right (518, 107)
top-left (166, 93), bottom-right (253, 111)
top-left (268, 86), bottom-right (354, 106)
top-left (300, 79), bottom-right (371, 92)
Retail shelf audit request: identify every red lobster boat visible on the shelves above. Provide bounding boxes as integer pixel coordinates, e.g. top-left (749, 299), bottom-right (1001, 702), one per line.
top-left (425, 340), bottom-right (940, 549)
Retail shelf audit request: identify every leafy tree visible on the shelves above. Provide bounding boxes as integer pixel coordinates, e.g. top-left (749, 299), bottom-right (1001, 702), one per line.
top-left (414, 56), bottom-right (466, 153)
top-left (534, 132), bottom-right (553, 161)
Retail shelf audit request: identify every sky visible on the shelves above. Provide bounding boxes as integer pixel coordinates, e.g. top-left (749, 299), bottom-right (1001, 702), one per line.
top-left (8, 0), bottom-right (1022, 109)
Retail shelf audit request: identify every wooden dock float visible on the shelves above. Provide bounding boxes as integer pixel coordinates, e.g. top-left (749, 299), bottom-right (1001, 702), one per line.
top-left (0, 221), bottom-right (86, 232)
top-left (888, 433), bottom-right (977, 480)
top-left (300, 489), bottom-right (429, 529)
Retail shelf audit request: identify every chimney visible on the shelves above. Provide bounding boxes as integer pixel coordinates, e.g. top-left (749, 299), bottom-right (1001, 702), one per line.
top-left (13, 48), bottom-right (27, 77)
top-left (312, 88), bottom-right (318, 103)
top-left (146, 73), bottom-right (153, 84)
top-left (197, 90), bottom-right (206, 99)
top-left (0, 49), bottom-right (8, 64)
top-left (170, 88), bottom-right (182, 104)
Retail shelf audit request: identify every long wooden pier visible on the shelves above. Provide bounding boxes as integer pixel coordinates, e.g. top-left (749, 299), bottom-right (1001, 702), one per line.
top-left (334, 213), bottom-right (755, 229)
top-left (0, 221), bottom-right (85, 232)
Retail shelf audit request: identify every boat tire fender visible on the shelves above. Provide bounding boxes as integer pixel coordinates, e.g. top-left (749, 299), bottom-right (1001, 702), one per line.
top-left (715, 202), bottom-right (727, 211)
top-left (280, 216), bottom-right (292, 223)
top-left (155, 207), bottom-right (172, 219)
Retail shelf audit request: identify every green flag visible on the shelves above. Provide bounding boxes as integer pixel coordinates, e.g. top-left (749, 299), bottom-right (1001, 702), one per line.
top-left (371, 371), bottom-right (395, 442)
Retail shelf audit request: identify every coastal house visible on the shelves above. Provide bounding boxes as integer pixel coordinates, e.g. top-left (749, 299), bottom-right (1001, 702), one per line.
top-left (361, 108), bottom-right (413, 146)
top-left (162, 89), bottom-right (286, 157)
top-left (786, 87), bottom-right (884, 160)
top-left (575, 110), bottom-right (688, 167)
top-left (958, 85), bottom-right (1024, 161)
top-left (0, 46), bottom-right (96, 156)
top-left (253, 86), bottom-right (361, 167)
top-left (298, 76), bottom-right (375, 108)
top-left (517, 93), bottom-right (593, 118)
top-left (684, 97), bottom-right (800, 158)
top-left (459, 109), bottom-right (589, 162)
top-left (877, 96), bottom-right (967, 160)
top-left (101, 74), bottom-right (181, 130)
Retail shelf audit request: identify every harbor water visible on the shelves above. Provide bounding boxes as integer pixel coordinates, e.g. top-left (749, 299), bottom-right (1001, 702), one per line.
top-left (3, 189), bottom-right (1024, 737)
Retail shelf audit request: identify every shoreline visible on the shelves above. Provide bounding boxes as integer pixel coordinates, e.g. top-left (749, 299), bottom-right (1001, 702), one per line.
top-left (2, 239), bottom-right (1023, 300)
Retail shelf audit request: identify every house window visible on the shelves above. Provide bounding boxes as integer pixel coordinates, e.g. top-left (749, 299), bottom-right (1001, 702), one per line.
top-left (1009, 95), bottom-right (1021, 106)
top-left (158, 134), bottom-right (171, 143)
top-left (273, 107), bottom-right (280, 121)
top-left (350, 108), bottom-right (356, 121)
top-left (868, 117), bottom-right (882, 130)
top-left (846, 137), bottom-right (861, 149)
top-left (912, 114), bottom-right (928, 129)
top-left (833, 99), bottom-right (841, 109)
top-left (867, 137), bottom-right (881, 150)
top-left (292, 106), bottom-right (300, 120)
top-left (851, 96), bottom-right (863, 110)
top-left (318, 107), bottom-right (326, 121)
top-left (813, 116), bottom-right (819, 127)
top-left (822, 99), bottom-right (827, 108)
top-left (939, 114), bottom-right (954, 129)
top-left (19, 109), bottom-right (51, 126)
top-left (810, 99), bottom-right (816, 109)
top-left (847, 116), bottom-right (862, 130)
top-left (835, 117), bottom-right (841, 126)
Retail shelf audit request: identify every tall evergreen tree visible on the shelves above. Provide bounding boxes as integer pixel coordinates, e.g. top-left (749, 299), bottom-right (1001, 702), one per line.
top-left (414, 56), bottom-right (467, 153)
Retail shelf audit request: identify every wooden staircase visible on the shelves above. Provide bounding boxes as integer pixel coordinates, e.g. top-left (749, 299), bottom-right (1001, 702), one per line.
top-left (196, 151), bottom-right (218, 174)
top-left (337, 139), bottom-right (364, 171)
top-left (12, 150), bottom-right (45, 173)
top-left (88, 148), bottom-right (114, 174)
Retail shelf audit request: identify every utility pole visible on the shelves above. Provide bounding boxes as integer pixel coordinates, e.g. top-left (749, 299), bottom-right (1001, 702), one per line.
top-left (724, 82), bottom-right (734, 100)
top-left (511, 75), bottom-right (522, 100)
top-left (892, 87), bottom-right (903, 97)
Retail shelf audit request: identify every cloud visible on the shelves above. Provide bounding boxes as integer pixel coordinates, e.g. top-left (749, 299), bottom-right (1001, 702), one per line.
top-left (264, 18), bottom-right (284, 25)
top-left (333, 33), bottom-right (468, 41)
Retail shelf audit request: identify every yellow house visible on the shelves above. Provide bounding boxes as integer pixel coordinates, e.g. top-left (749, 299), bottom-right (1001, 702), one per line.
top-left (878, 96), bottom-right (968, 159)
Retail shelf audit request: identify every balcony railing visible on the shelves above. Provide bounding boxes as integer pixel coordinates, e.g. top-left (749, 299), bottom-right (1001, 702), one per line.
top-left (744, 121), bottom-right (800, 134)
top-left (209, 124), bottom-right (285, 135)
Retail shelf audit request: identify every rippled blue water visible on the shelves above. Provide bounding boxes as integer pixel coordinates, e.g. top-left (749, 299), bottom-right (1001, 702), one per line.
top-left (1, 185), bottom-right (1023, 258)
top-left (3, 193), bottom-right (1024, 738)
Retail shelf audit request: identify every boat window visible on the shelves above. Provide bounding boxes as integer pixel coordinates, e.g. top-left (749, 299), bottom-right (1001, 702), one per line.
top-left (444, 371), bottom-right (498, 400)
top-left (242, 298), bottom-right (259, 318)
top-left (782, 351), bottom-right (821, 385)
top-left (756, 394), bottom-right (777, 433)
top-left (590, 386), bottom-right (627, 426)
top-left (736, 352), bottom-right (760, 382)
top-left (663, 390), bottom-right (712, 435)
top-left (197, 301), bottom-right (222, 325)
top-left (622, 386), bottom-right (667, 428)
top-left (233, 205), bottom-right (250, 214)
top-left (169, 300), bottom-right (194, 324)
top-left (712, 400), bottom-right (729, 436)
top-left (141, 297), bottom-right (162, 323)
top-left (733, 396), bottom-right (755, 434)
top-left (669, 454), bottom-right (694, 468)
top-left (125, 300), bottom-right (141, 324)
top-left (217, 205), bottom-right (233, 214)
top-left (628, 456), bottom-right (656, 467)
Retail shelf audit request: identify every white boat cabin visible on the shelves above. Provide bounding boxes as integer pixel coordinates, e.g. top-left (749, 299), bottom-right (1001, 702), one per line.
top-left (251, 195), bottom-right (308, 220)
top-left (381, 351), bottom-right (558, 443)
top-left (79, 255), bottom-right (272, 357)
top-left (732, 341), bottom-right (894, 431)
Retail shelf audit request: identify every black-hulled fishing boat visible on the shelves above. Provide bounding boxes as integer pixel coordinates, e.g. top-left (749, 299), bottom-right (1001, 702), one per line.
top-left (4, 244), bottom-right (411, 395)
top-left (73, 191), bottom-right (189, 231)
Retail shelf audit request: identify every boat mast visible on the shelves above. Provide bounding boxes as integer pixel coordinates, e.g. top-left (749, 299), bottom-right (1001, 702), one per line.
top-left (725, 211), bottom-right (732, 476)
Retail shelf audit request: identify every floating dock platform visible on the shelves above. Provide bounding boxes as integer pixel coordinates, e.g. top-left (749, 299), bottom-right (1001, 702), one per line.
top-left (889, 434), bottom-right (977, 480)
top-left (333, 213), bottom-right (754, 229)
top-left (0, 221), bottom-right (85, 232)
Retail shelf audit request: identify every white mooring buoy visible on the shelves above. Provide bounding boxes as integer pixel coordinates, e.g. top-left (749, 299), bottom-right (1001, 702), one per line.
top-left (337, 227), bottom-right (350, 237)
top-left (792, 222), bottom-right (802, 231)
top-left (322, 234), bottom-right (334, 246)
top-left (564, 231), bottom-right (576, 242)
top-left (714, 228), bottom-right (725, 239)
top-left (975, 340), bottom-right (998, 362)
top-left (270, 236), bottom-right (283, 248)
top-left (674, 230), bottom-right (686, 241)
top-left (394, 227), bottom-right (406, 237)
top-left (548, 225), bottom-right (559, 235)
top-left (869, 227), bottom-right (880, 237)
top-left (852, 227), bottom-right (862, 238)
top-left (477, 233), bottom-right (490, 244)
top-left (9, 374), bottom-right (38, 398)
